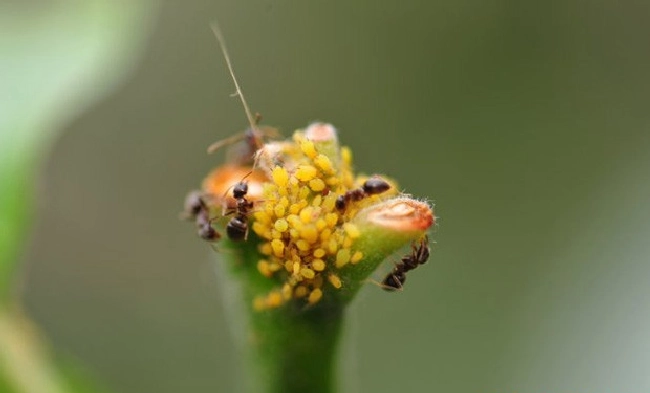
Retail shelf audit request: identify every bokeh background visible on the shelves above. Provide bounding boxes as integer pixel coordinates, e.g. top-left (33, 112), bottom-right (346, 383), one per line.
top-left (8, 0), bottom-right (650, 392)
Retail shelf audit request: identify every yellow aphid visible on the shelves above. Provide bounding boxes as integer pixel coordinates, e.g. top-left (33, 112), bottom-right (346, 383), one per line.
top-left (299, 207), bottom-right (314, 224)
top-left (274, 219), bottom-right (289, 232)
top-left (300, 268), bottom-right (316, 279)
top-left (259, 243), bottom-right (273, 255)
top-left (325, 212), bottom-right (339, 227)
top-left (314, 154), bottom-right (333, 173)
top-left (278, 196), bottom-right (290, 208)
top-left (343, 223), bottom-right (360, 239)
top-left (289, 203), bottom-right (302, 215)
top-left (300, 225), bottom-right (318, 243)
top-left (341, 146), bottom-right (352, 166)
top-left (254, 211), bottom-right (272, 225)
top-left (274, 203), bottom-right (286, 218)
top-left (298, 186), bottom-right (311, 200)
top-left (335, 248), bottom-right (351, 268)
top-left (295, 165), bottom-right (318, 182)
top-left (311, 258), bottom-right (325, 271)
top-left (267, 292), bottom-right (283, 308)
top-left (326, 177), bottom-right (340, 186)
top-left (300, 140), bottom-right (318, 159)
top-left (282, 284), bottom-right (293, 300)
top-left (316, 219), bottom-right (327, 231)
top-left (268, 261), bottom-right (282, 272)
top-left (308, 288), bottom-right (323, 304)
top-left (252, 222), bottom-right (268, 238)
top-left (284, 260), bottom-right (293, 272)
top-left (312, 194), bottom-right (322, 207)
top-left (321, 195), bottom-right (337, 211)
top-left (328, 274), bottom-right (342, 289)
top-left (320, 228), bottom-right (332, 242)
top-left (272, 166), bottom-right (289, 187)
top-left (271, 239), bottom-right (285, 257)
top-left (286, 214), bottom-right (300, 228)
top-left (271, 229), bottom-right (282, 239)
top-left (257, 260), bottom-right (272, 277)
top-left (326, 239), bottom-right (337, 255)
top-left (309, 178), bottom-right (325, 192)
top-left (295, 286), bottom-right (308, 298)
top-left (351, 251), bottom-right (364, 264)
top-left (343, 236), bottom-right (353, 249)
top-left (293, 261), bottom-right (301, 275)
top-left (313, 248), bottom-right (326, 258)
top-left (296, 239), bottom-right (310, 251)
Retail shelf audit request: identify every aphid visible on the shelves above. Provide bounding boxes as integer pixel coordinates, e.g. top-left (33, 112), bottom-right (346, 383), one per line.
top-left (335, 177), bottom-right (391, 211)
top-left (225, 179), bottom-right (254, 241)
top-left (183, 190), bottom-right (221, 242)
top-left (382, 235), bottom-right (430, 291)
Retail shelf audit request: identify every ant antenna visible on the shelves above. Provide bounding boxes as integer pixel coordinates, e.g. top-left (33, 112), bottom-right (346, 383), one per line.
top-left (210, 22), bottom-right (259, 136)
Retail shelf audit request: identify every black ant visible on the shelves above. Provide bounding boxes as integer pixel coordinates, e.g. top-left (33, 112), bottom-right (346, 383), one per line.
top-left (183, 190), bottom-right (221, 242)
top-left (224, 179), bottom-right (254, 241)
top-left (382, 235), bottom-right (430, 291)
top-left (335, 177), bottom-right (391, 211)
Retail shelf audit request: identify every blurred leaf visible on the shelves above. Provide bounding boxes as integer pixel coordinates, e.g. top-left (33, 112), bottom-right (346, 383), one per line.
top-left (0, 1), bottom-right (159, 393)
top-left (0, 0), bottom-right (158, 299)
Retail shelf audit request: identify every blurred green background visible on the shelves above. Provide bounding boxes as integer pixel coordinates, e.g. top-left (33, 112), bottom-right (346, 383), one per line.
top-left (7, 0), bottom-right (650, 392)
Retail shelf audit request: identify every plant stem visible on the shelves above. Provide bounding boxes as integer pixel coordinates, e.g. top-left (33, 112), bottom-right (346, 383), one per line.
top-left (225, 239), bottom-right (344, 393)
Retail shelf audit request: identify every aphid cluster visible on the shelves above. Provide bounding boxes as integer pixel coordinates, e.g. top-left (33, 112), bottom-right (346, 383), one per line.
top-left (183, 190), bottom-right (221, 242)
top-left (382, 235), bottom-right (430, 291)
top-left (182, 23), bottom-right (434, 310)
top-left (335, 177), bottom-right (391, 212)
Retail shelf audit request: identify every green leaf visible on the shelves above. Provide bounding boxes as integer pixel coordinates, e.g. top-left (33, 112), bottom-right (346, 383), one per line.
top-left (0, 0), bottom-right (158, 300)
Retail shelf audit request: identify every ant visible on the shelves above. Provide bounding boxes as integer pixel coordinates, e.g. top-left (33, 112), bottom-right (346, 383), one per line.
top-left (223, 176), bottom-right (254, 241)
top-left (382, 235), bottom-right (430, 291)
top-left (335, 177), bottom-right (391, 211)
top-left (183, 190), bottom-right (221, 242)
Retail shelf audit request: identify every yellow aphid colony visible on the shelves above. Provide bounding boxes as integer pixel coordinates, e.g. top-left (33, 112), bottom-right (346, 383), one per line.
top-left (184, 26), bottom-right (434, 316)
top-left (195, 123), bottom-right (397, 310)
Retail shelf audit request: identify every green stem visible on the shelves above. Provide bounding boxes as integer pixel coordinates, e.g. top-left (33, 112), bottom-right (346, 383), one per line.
top-left (247, 300), bottom-right (343, 393)
top-left (224, 239), bottom-right (344, 393)
top-left (218, 211), bottom-right (427, 393)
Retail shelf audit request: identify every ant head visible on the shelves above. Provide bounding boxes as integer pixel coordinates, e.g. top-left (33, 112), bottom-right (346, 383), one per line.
top-left (233, 182), bottom-right (249, 199)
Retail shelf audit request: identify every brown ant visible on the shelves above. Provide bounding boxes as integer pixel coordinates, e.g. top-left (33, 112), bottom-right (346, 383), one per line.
top-left (382, 235), bottom-right (430, 291)
top-left (335, 177), bottom-right (391, 211)
top-left (183, 190), bottom-right (221, 242)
